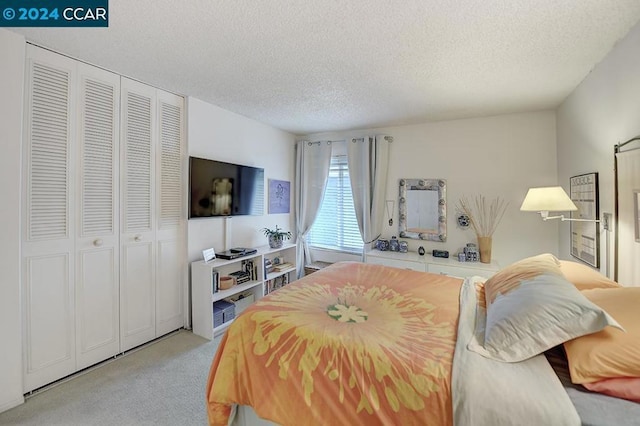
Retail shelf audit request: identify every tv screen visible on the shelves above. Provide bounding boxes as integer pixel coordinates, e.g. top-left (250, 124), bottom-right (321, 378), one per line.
top-left (189, 156), bottom-right (264, 218)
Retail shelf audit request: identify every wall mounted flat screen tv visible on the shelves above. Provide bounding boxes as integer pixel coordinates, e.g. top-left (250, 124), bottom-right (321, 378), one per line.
top-left (189, 156), bottom-right (264, 218)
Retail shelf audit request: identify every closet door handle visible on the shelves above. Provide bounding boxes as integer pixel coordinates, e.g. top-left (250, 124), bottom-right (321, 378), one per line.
top-left (93, 239), bottom-right (103, 247)
top-left (134, 234), bottom-right (142, 242)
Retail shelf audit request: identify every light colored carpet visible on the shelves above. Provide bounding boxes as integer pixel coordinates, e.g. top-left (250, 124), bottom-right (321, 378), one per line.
top-left (0, 330), bottom-right (220, 426)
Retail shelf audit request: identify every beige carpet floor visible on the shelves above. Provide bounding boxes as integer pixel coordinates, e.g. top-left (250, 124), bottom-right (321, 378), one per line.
top-left (0, 330), bottom-right (220, 426)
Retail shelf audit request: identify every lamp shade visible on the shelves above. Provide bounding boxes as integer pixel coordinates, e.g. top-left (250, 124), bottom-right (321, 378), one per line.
top-left (520, 186), bottom-right (577, 212)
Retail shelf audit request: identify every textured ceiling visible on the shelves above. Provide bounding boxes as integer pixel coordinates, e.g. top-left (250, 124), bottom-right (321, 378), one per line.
top-left (11, 1), bottom-right (640, 135)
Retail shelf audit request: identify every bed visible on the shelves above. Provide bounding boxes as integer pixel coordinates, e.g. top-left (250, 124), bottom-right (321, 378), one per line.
top-left (206, 257), bottom-right (640, 426)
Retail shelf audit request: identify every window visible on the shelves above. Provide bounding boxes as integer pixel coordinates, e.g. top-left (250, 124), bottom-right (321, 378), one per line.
top-left (307, 155), bottom-right (363, 253)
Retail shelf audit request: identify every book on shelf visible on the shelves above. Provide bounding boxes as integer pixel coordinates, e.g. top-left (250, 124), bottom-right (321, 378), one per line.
top-left (264, 258), bottom-right (273, 277)
top-left (264, 274), bottom-right (290, 295)
top-left (212, 270), bottom-right (219, 293)
top-left (229, 270), bottom-right (251, 285)
top-left (272, 262), bottom-right (293, 272)
top-left (241, 259), bottom-right (259, 281)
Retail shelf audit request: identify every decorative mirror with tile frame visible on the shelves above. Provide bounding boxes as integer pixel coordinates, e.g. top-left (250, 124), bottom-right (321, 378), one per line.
top-left (398, 178), bottom-right (447, 242)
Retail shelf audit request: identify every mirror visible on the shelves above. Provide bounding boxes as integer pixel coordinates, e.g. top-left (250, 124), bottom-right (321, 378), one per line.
top-left (398, 178), bottom-right (447, 241)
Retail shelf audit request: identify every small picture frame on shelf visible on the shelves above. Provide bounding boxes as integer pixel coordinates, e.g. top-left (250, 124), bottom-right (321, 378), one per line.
top-left (202, 248), bottom-right (216, 263)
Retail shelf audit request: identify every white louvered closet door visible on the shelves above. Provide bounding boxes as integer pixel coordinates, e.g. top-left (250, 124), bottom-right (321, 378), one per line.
top-left (155, 91), bottom-right (185, 336)
top-left (120, 78), bottom-right (157, 352)
top-left (22, 46), bottom-right (77, 392)
top-left (75, 63), bottom-right (121, 369)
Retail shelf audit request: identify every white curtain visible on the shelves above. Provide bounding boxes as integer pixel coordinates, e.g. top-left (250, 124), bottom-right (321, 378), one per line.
top-left (615, 149), bottom-right (640, 286)
top-left (295, 140), bottom-right (332, 278)
top-left (347, 135), bottom-right (391, 257)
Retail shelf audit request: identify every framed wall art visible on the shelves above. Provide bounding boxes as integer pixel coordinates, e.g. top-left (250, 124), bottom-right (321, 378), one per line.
top-left (268, 179), bottom-right (290, 214)
top-left (569, 172), bottom-right (599, 267)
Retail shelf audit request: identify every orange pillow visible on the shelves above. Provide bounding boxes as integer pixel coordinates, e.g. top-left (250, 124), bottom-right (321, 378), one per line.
top-left (564, 287), bottom-right (640, 384)
top-left (583, 377), bottom-right (640, 403)
top-left (558, 260), bottom-right (620, 290)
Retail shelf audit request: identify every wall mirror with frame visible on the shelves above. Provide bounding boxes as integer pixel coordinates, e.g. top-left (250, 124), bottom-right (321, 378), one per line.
top-left (398, 178), bottom-right (447, 242)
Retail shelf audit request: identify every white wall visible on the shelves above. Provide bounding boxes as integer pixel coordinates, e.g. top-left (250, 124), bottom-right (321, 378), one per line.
top-left (306, 111), bottom-right (559, 266)
top-left (187, 97), bottom-right (296, 263)
top-left (0, 28), bottom-right (25, 412)
top-left (557, 21), bottom-right (640, 278)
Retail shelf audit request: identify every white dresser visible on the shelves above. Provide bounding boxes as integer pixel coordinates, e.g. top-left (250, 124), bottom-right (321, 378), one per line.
top-left (365, 249), bottom-right (500, 278)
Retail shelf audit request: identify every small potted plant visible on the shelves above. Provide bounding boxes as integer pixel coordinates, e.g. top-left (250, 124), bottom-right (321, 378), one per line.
top-left (261, 225), bottom-right (292, 249)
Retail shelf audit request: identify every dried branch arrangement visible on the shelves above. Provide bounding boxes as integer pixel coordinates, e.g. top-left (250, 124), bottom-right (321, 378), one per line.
top-left (457, 195), bottom-right (508, 237)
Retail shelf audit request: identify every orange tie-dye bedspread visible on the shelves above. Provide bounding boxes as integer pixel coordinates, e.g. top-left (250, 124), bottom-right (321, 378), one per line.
top-left (206, 261), bottom-right (462, 426)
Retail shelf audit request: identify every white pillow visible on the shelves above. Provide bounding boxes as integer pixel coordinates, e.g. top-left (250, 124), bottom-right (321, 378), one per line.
top-left (468, 255), bottom-right (622, 362)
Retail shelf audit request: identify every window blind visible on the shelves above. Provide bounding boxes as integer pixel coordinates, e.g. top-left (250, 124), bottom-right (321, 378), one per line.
top-left (307, 155), bottom-right (363, 253)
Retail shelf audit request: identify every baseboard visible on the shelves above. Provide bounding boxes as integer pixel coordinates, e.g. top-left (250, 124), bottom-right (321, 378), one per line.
top-left (25, 328), bottom-right (185, 399)
top-left (0, 395), bottom-right (25, 414)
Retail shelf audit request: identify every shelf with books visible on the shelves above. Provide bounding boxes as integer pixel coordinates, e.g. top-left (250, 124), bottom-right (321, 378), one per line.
top-left (211, 280), bottom-right (262, 303)
top-left (264, 274), bottom-right (290, 295)
top-left (266, 266), bottom-right (296, 281)
top-left (191, 242), bottom-right (297, 340)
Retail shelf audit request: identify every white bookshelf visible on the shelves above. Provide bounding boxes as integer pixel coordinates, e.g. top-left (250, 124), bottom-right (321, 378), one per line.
top-left (191, 243), bottom-right (297, 339)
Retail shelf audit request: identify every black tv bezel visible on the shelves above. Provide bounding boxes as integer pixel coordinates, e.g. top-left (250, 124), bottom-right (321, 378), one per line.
top-left (188, 156), bottom-right (264, 219)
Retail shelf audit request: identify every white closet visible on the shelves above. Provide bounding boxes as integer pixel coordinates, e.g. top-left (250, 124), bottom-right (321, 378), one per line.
top-left (120, 78), bottom-right (184, 352)
top-left (22, 45), bottom-right (185, 392)
top-left (75, 62), bottom-right (121, 371)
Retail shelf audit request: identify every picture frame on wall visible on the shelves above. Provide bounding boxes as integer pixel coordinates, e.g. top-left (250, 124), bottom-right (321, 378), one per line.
top-left (268, 179), bottom-right (290, 214)
top-left (569, 172), bottom-right (599, 268)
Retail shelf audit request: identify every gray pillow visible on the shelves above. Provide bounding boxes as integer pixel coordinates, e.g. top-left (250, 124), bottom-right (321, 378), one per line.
top-left (468, 269), bottom-right (622, 362)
